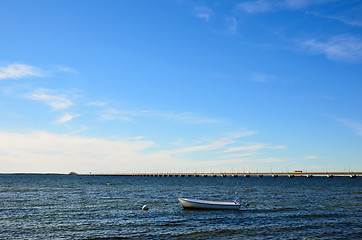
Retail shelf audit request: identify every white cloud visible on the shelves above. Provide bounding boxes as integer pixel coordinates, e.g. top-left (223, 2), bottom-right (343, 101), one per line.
top-left (336, 118), bottom-right (362, 136)
top-left (0, 129), bottom-right (287, 173)
top-left (308, 10), bottom-right (362, 28)
top-left (0, 64), bottom-right (44, 80)
top-left (153, 132), bottom-right (280, 169)
top-left (53, 65), bottom-right (78, 73)
top-left (128, 136), bottom-right (147, 140)
top-left (305, 155), bottom-right (321, 159)
top-left (249, 72), bottom-right (277, 83)
top-left (156, 130), bottom-right (255, 157)
top-left (57, 113), bottom-right (81, 124)
top-left (0, 63), bottom-right (78, 81)
top-left (97, 108), bottom-right (135, 121)
top-left (97, 108), bottom-right (221, 124)
top-left (0, 130), bottom-right (238, 173)
top-left (168, 139), bottom-right (231, 155)
top-left (26, 89), bottom-right (73, 110)
top-left (284, 0), bottom-right (321, 9)
top-left (218, 152), bottom-right (258, 159)
top-left (236, 0), bottom-right (333, 13)
top-left (0, 131), bottom-right (155, 173)
top-left (226, 16), bottom-right (238, 34)
top-left (236, 0), bottom-right (272, 13)
top-left (302, 34), bottom-right (362, 62)
top-left (258, 157), bottom-right (285, 163)
top-left (87, 101), bottom-right (107, 107)
top-left (222, 143), bottom-right (286, 153)
top-left (193, 6), bottom-right (213, 21)
top-left (318, 95), bottom-right (333, 101)
top-left (152, 111), bottom-right (220, 124)
top-left (336, 16), bottom-right (362, 28)
top-left (226, 130), bottom-right (257, 139)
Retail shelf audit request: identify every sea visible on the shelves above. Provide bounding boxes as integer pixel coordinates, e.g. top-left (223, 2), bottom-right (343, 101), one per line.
top-left (0, 174), bottom-right (360, 239)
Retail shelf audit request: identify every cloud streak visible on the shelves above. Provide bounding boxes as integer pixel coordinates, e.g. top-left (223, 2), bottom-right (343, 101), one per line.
top-left (97, 108), bottom-right (221, 124)
top-left (221, 143), bottom-right (286, 153)
top-left (0, 128), bottom-right (287, 173)
top-left (308, 11), bottom-right (362, 28)
top-left (226, 16), bottom-right (238, 34)
top-left (0, 64), bottom-right (44, 80)
top-left (236, 0), bottom-right (334, 13)
top-left (0, 63), bottom-right (77, 81)
top-left (57, 113), bottom-right (81, 124)
top-left (193, 6), bottom-right (213, 21)
top-left (303, 34), bottom-right (362, 62)
top-left (26, 89), bottom-right (73, 110)
top-left (337, 118), bottom-right (362, 136)
top-left (249, 72), bottom-right (277, 83)
top-left (236, 0), bottom-right (272, 13)
top-left (0, 131), bottom-right (154, 173)
top-left (305, 155), bottom-right (321, 159)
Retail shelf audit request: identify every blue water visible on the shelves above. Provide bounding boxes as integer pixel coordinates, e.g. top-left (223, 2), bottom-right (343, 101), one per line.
top-left (0, 174), bottom-right (361, 239)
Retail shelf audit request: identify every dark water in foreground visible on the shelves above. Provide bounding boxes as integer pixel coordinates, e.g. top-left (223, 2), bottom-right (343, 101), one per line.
top-left (0, 174), bottom-right (361, 239)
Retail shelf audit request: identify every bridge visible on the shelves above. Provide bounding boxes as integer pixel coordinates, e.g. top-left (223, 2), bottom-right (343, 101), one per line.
top-left (82, 172), bottom-right (361, 178)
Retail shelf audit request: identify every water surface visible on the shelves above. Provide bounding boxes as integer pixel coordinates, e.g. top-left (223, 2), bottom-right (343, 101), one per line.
top-left (0, 174), bottom-right (360, 239)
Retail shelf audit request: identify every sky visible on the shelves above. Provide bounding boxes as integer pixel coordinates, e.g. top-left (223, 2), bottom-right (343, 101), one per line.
top-left (0, 0), bottom-right (361, 174)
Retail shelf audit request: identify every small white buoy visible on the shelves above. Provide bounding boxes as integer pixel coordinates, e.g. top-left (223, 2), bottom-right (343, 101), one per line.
top-left (106, 183), bottom-right (111, 186)
top-left (142, 205), bottom-right (149, 211)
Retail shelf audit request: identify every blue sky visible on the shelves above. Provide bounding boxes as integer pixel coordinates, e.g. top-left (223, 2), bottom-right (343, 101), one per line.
top-left (0, 0), bottom-right (361, 173)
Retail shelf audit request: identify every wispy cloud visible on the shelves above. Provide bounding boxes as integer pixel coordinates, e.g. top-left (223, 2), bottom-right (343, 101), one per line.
top-left (150, 130), bottom-right (255, 158)
top-left (219, 152), bottom-right (258, 159)
top-left (236, 0), bottom-right (333, 13)
top-left (318, 95), bottom-right (333, 101)
top-left (331, 16), bottom-right (362, 28)
top-left (0, 130), bottom-right (247, 173)
top-left (26, 88), bottom-right (73, 110)
top-left (52, 65), bottom-right (78, 73)
top-left (258, 157), bottom-right (285, 163)
top-left (97, 108), bottom-right (221, 124)
top-left (159, 132), bottom-right (286, 168)
top-left (193, 6), bottom-right (213, 21)
top-left (225, 130), bottom-right (257, 139)
top-left (305, 155), bottom-right (321, 159)
top-left (226, 16), bottom-right (238, 34)
top-left (0, 63), bottom-right (78, 81)
top-left (144, 131), bottom-right (259, 170)
top-left (57, 113), bottom-right (81, 124)
top-left (0, 130), bottom-right (154, 173)
top-left (0, 128), bottom-right (287, 173)
top-left (308, 10), bottom-right (362, 28)
top-left (302, 34), bottom-right (362, 62)
top-left (283, 0), bottom-right (328, 10)
top-left (249, 72), bottom-right (277, 83)
top-left (222, 143), bottom-right (286, 153)
top-left (87, 101), bottom-right (108, 107)
top-left (151, 111), bottom-right (220, 124)
top-left (168, 138), bottom-right (232, 155)
top-left (336, 118), bottom-right (362, 136)
top-left (97, 108), bottom-right (144, 122)
top-left (0, 63), bottom-right (44, 80)
top-left (236, 0), bottom-right (272, 13)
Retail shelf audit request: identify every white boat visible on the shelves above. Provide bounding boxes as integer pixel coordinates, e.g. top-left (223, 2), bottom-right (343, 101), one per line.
top-left (178, 198), bottom-right (241, 210)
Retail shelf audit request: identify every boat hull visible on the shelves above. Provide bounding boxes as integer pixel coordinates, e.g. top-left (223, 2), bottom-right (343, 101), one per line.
top-left (178, 198), bottom-right (241, 210)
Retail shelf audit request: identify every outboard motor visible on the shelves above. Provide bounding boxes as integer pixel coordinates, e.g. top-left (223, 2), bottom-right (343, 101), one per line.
top-left (234, 197), bottom-right (242, 205)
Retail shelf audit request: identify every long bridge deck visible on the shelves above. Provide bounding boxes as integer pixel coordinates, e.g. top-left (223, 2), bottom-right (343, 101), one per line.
top-left (83, 172), bottom-right (361, 178)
